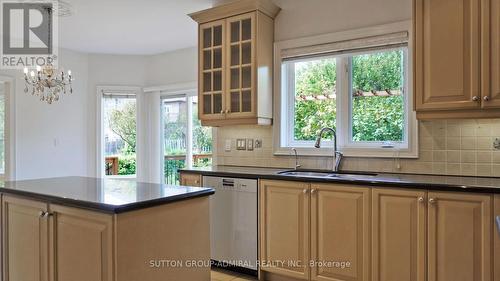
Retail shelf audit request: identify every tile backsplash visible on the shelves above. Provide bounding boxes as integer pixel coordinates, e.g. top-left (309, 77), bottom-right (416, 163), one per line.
top-left (214, 119), bottom-right (500, 177)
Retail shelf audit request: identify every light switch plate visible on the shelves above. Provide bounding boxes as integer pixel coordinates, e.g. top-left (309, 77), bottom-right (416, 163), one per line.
top-left (247, 139), bottom-right (254, 151)
top-left (225, 139), bottom-right (232, 152)
top-left (255, 139), bottom-right (262, 148)
top-left (236, 139), bottom-right (247, 150)
top-left (494, 138), bottom-right (500, 150)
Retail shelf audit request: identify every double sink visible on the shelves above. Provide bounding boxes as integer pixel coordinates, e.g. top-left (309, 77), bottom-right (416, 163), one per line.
top-left (277, 170), bottom-right (378, 179)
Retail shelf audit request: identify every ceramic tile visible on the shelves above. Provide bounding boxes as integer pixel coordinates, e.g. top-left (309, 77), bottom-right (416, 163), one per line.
top-left (461, 137), bottom-right (476, 150)
top-left (476, 137), bottom-right (493, 150)
top-left (461, 151), bottom-right (476, 163)
top-left (215, 119), bottom-right (500, 177)
top-left (446, 151), bottom-right (460, 163)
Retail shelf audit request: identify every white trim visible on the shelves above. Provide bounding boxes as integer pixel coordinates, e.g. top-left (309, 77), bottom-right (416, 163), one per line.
top-left (0, 76), bottom-right (16, 180)
top-left (96, 85), bottom-right (142, 178)
top-left (143, 81), bottom-right (197, 93)
top-left (273, 21), bottom-right (418, 158)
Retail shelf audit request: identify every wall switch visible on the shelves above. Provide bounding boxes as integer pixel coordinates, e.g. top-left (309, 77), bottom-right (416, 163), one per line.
top-left (247, 139), bottom-right (254, 151)
top-left (494, 138), bottom-right (500, 150)
top-left (236, 139), bottom-right (247, 150)
top-left (255, 139), bottom-right (262, 148)
top-left (225, 139), bottom-right (232, 152)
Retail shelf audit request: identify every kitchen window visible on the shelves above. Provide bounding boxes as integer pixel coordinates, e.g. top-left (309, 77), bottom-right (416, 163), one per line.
top-left (275, 24), bottom-right (417, 158)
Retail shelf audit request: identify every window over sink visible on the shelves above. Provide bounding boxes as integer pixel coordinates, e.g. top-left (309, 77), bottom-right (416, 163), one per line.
top-left (275, 23), bottom-right (418, 158)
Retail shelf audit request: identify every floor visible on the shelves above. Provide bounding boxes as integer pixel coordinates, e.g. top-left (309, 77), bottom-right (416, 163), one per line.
top-left (211, 269), bottom-right (257, 281)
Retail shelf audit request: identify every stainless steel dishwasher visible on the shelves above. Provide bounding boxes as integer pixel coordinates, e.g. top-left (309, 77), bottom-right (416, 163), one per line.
top-left (203, 176), bottom-right (258, 273)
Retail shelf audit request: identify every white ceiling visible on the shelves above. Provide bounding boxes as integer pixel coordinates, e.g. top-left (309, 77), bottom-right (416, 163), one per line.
top-left (58, 0), bottom-right (214, 55)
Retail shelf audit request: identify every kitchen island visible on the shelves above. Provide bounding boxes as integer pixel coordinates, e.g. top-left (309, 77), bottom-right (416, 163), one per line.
top-left (0, 176), bottom-right (214, 281)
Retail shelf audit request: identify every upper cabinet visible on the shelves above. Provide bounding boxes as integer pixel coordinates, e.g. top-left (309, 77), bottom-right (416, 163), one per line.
top-left (190, 0), bottom-right (279, 126)
top-left (414, 0), bottom-right (500, 119)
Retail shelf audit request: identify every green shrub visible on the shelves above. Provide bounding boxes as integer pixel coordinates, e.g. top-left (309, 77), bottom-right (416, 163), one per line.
top-left (118, 154), bottom-right (136, 175)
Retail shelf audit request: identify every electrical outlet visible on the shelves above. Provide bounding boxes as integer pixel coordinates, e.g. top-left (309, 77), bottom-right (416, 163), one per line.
top-left (236, 139), bottom-right (247, 150)
top-left (225, 139), bottom-right (232, 152)
top-left (255, 139), bottom-right (262, 148)
top-left (494, 138), bottom-right (500, 150)
top-left (247, 139), bottom-right (254, 151)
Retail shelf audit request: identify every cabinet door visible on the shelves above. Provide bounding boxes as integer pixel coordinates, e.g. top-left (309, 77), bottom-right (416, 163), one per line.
top-left (49, 204), bottom-right (113, 281)
top-left (414, 0), bottom-right (481, 110)
top-left (494, 195), bottom-right (500, 281)
top-left (2, 196), bottom-right (49, 281)
top-left (428, 192), bottom-right (491, 281)
top-left (482, 0), bottom-right (500, 108)
top-left (199, 19), bottom-right (225, 121)
top-left (225, 12), bottom-right (256, 119)
top-left (372, 188), bottom-right (426, 281)
top-left (180, 172), bottom-right (202, 187)
top-left (260, 180), bottom-right (310, 280)
top-left (310, 184), bottom-right (370, 281)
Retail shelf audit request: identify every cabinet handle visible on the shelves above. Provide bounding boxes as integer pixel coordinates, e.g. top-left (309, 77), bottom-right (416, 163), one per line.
top-left (226, 109), bottom-right (230, 114)
top-left (418, 196), bottom-right (424, 203)
top-left (484, 96), bottom-right (490, 102)
top-left (311, 189), bottom-right (316, 194)
top-left (39, 211), bottom-right (53, 218)
top-left (194, 180), bottom-right (199, 184)
top-left (303, 189), bottom-right (308, 194)
top-left (472, 96), bottom-right (479, 102)
top-left (496, 216), bottom-right (500, 235)
top-left (220, 110), bottom-right (224, 114)
top-left (428, 198), bottom-right (436, 204)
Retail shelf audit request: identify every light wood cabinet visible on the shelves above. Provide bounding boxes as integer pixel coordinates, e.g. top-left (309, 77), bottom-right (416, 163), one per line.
top-left (2, 196), bottom-right (49, 281)
top-left (310, 184), bottom-right (370, 281)
top-left (372, 188), bottom-right (426, 281)
top-left (482, 0), bottom-right (500, 109)
top-left (180, 172), bottom-right (202, 187)
top-left (414, 0), bottom-right (500, 118)
top-left (49, 204), bottom-right (113, 281)
top-left (494, 195), bottom-right (500, 281)
top-left (2, 194), bottom-right (211, 281)
top-left (260, 181), bottom-right (497, 281)
top-left (427, 191), bottom-right (491, 281)
top-left (260, 180), bottom-right (310, 280)
top-left (190, 0), bottom-right (279, 126)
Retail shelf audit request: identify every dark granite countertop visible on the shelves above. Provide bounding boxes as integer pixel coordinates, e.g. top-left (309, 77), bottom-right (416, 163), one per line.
top-left (0, 176), bottom-right (214, 213)
top-left (181, 166), bottom-right (500, 194)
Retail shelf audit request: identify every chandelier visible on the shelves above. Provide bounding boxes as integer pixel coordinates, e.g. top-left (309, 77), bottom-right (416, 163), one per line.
top-left (23, 64), bottom-right (73, 104)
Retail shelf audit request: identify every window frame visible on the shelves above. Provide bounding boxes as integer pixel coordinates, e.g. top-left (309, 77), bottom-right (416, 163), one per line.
top-left (159, 89), bottom-right (213, 184)
top-left (96, 86), bottom-right (141, 178)
top-left (273, 21), bottom-right (418, 158)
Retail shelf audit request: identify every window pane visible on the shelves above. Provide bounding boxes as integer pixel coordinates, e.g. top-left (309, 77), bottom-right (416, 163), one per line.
top-left (163, 97), bottom-right (187, 184)
top-left (351, 49), bottom-right (405, 142)
top-left (162, 96), bottom-right (213, 184)
top-left (192, 96), bottom-right (212, 168)
top-left (103, 95), bottom-right (136, 176)
top-left (293, 58), bottom-right (337, 141)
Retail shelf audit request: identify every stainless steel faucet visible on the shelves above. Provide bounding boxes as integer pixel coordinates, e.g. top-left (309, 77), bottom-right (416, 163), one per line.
top-left (291, 148), bottom-right (301, 170)
top-left (314, 127), bottom-right (343, 172)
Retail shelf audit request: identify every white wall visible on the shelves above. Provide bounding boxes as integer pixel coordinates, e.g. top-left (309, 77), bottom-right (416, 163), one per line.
top-left (4, 0), bottom-right (413, 180)
top-left (145, 47), bottom-right (198, 86)
top-left (273, 0), bottom-right (411, 41)
top-left (1, 48), bottom-right (90, 180)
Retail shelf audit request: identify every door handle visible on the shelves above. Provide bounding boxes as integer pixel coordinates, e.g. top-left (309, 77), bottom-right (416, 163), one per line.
top-left (496, 216), bottom-right (500, 235)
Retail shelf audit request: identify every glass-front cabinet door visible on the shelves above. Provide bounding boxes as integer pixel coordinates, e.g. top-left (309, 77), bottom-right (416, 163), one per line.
top-left (199, 20), bottom-right (225, 120)
top-left (226, 12), bottom-right (255, 118)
